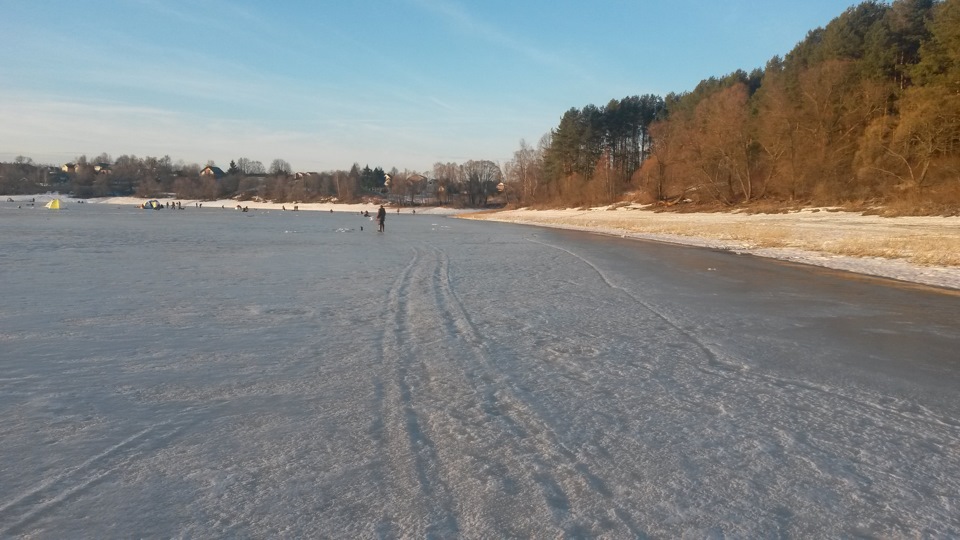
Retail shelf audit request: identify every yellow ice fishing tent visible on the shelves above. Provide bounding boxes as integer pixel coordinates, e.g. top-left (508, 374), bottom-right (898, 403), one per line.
top-left (45, 199), bottom-right (61, 210)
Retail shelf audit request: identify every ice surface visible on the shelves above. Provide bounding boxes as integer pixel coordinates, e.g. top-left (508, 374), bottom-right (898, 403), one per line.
top-left (1, 203), bottom-right (959, 538)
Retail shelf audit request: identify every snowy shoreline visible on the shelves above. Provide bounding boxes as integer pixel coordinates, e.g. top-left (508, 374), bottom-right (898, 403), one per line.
top-left (91, 195), bottom-right (467, 215)
top-left (461, 206), bottom-right (960, 292)
top-left (9, 193), bottom-right (960, 291)
top-left (4, 193), bottom-right (465, 215)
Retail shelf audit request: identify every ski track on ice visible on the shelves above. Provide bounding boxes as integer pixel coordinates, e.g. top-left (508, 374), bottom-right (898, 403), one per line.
top-left (532, 238), bottom-right (960, 434)
top-left (0, 420), bottom-right (189, 536)
top-left (373, 247), bottom-right (460, 537)
top-left (530, 238), bottom-right (960, 535)
top-left (528, 238), bottom-right (733, 371)
top-left (429, 246), bottom-right (647, 537)
top-left (368, 244), bottom-right (651, 536)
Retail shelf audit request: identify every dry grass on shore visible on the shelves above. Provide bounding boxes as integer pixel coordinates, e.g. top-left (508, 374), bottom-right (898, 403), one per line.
top-left (829, 236), bottom-right (960, 266)
top-left (464, 207), bottom-right (960, 267)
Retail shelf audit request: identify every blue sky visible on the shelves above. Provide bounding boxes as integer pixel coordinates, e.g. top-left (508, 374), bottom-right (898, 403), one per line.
top-left (1, 0), bottom-right (858, 173)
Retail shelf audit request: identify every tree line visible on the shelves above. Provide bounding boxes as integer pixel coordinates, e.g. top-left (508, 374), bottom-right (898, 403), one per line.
top-left (0, 153), bottom-right (385, 203)
top-left (501, 0), bottom-right (960, 213)
top-left (0, 153), bottom-right (506, 208)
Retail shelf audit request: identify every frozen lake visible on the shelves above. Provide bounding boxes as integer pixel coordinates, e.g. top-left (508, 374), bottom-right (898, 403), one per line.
top-left (2, 202), bottom-right (959, 538)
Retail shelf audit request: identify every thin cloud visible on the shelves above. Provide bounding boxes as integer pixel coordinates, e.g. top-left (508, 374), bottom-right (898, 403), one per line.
top-left (427, 95), bottom-right (459, 113)
top-left (0, 91), bottom-right (513, 171)
top-left (409, 0), bottom-right (595, 85)
top-left (133, 0), bottom-right (264, 36)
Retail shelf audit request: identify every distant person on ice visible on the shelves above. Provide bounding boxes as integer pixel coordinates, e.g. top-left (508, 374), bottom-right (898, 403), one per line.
top-left (376, 205), bottom-right (386, 232)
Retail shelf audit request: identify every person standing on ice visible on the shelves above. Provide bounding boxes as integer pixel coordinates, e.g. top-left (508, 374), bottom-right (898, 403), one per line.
top-left (376, 205), bottom-right (386, 232)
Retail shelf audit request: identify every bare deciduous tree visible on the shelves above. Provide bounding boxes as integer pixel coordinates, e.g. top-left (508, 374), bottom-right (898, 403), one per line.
top-left (461, 160), bottom-right (502, 207)
top-left (269, 159), bottom-right (291, 177)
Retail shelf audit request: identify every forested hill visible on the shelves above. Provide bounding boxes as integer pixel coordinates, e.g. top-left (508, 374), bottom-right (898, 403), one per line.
top-left (513, 0), bottom-right (960, 214)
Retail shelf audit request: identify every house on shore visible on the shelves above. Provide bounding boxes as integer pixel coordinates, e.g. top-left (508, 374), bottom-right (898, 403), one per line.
top-left (60, 162), bottom-right (110, 175)
top-left (200, 165), bottom-right (226, 179)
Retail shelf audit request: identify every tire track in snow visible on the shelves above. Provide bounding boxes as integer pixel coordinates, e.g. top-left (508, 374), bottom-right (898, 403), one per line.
top-left (0, 421), bottom-right (187, 536)
top-left (372, 247), bottom-right (459, 537)
top-left (427, 247), bottom-right (646, 537)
